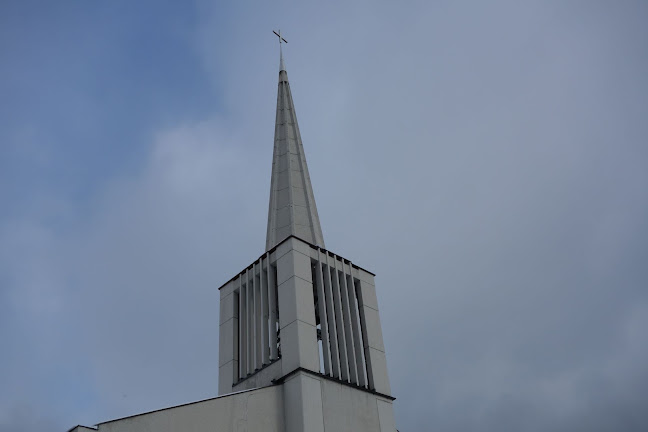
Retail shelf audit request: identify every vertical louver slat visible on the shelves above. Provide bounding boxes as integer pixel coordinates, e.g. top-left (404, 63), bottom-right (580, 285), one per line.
top-left (269, 261), bottom-right (279, 360)
top-left (255, 261), bottom-right (263, 369)
top-left (315, 250), bottom-right (332, 376)
top-left (323, 256), bottom-right (340, 378)
top-left (238, 275), bottom-right (246, 380)
top-left (247, 269), bottom-right (254, 375)
top-left (340, 260), bottom-right (358, 384)
top-left (331, 256), bottom-right (349, 382)
top-left (261, 255), bottom-right (270, 365)
top-left (357, 279), bottom-right (375, 390)
top-left (347, 266), bottom-right (368, 387)
top-left (232, 290), bottom-right (239, 383)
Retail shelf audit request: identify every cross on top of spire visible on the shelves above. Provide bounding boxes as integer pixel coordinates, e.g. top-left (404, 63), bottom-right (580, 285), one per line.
top-left (273, 30), bottom-right (287, 71)
top-left (273, 29), bottom-right (288, 44)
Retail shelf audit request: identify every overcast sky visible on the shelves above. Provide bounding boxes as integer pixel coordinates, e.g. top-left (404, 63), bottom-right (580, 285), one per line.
top-left (1, 1), bottom-right (647, 431)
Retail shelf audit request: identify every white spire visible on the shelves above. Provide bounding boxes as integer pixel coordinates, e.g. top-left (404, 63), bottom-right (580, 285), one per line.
top-left (266, 34), bottom-right (325, 251)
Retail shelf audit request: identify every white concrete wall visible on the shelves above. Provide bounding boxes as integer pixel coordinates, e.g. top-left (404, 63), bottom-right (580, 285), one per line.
top-left (281, 370), bottom-right (397, 432)
top-left (284, 372), bottom-right (325, 432)
top-left (274, 238), bottom-right (320, 376)
top-left (320, 378), bottom-right (396, 432)
top-left (320, 377), bottom-right (381, 431)
top-left (82, 374), bottom-right (396, 432)
top-left (219, 279), bottom-right (238, 394)
top-left (97, 386), bottom-right (284, 432)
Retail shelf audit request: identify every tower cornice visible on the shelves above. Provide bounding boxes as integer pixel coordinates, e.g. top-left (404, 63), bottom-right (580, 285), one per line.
top-left (217, 235), bottom-right (375, 291)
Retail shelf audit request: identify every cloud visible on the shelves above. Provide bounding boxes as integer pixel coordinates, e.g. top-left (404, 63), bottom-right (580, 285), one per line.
top-left (70, 117), bottom-right (268, 420)
top-left (2, 1), bottom-right (648, 431)
top-left (0, 115), bottom-right (265, 428)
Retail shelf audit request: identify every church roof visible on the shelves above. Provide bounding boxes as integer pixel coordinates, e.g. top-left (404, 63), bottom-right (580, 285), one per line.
top-left (265, 47), bottom-right (325, 251)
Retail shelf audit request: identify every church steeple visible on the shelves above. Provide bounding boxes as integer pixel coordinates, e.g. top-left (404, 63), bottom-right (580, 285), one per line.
top-left (68, 31), bottom-right (396, 432)
top-left (217, 35), bottom-right (395, 431)
top-left (266, 37), bottom-right (325, 251)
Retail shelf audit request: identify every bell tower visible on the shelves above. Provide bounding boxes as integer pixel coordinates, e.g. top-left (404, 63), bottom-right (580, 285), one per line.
top-left (217, 34), bottom-right (396, 432)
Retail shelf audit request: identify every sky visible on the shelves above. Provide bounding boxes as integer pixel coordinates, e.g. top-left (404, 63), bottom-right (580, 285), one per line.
top-left (1, 0), bottom-right (647, 431)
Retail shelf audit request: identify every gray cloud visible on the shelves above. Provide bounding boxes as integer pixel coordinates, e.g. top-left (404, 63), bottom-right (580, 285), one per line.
top-left (1, 1), bottom-right (647, 431)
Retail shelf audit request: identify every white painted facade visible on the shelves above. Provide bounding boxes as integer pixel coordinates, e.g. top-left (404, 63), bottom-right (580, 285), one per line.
top-left (71, 369), bottom-right (394, 432)
top-left (96, 386), bottom-right (284, 432)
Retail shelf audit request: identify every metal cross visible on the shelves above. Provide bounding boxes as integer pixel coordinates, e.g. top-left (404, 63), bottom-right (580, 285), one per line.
top-left (273, 30), bottom-right (288, 44)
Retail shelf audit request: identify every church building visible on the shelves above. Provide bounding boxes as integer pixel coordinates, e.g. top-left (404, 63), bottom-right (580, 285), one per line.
top-left (69, 35), bottom-right (397, 432)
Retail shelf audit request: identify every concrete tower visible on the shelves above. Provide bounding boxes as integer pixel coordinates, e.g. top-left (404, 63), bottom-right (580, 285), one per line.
top-left (68, 39), bottom-right (396, 432)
